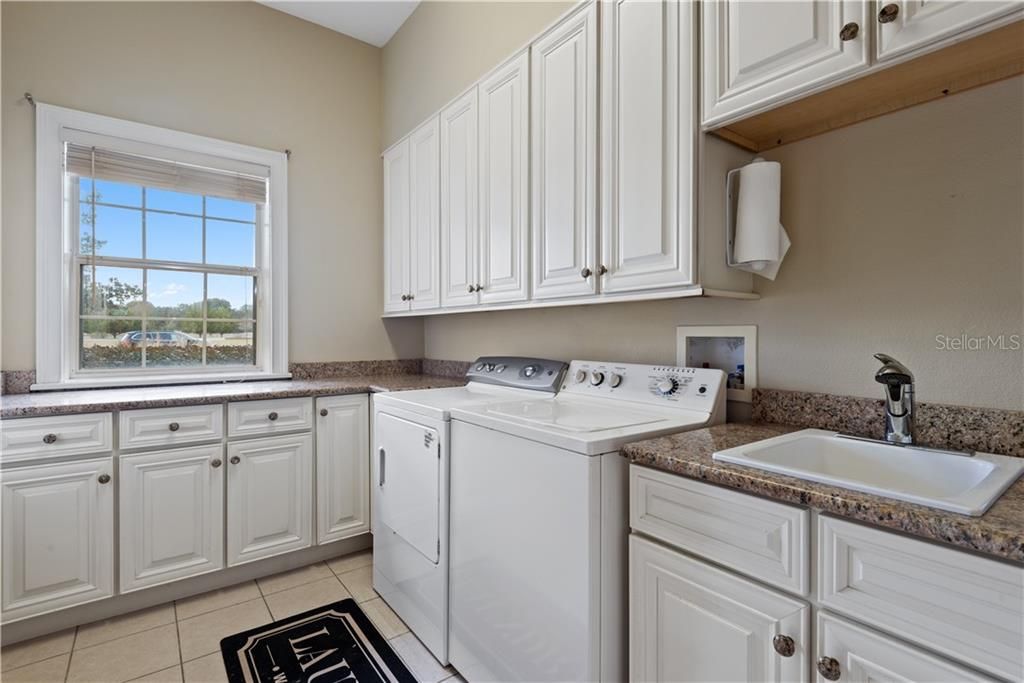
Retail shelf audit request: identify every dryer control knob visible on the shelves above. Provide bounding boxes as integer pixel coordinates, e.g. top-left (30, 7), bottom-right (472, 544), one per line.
top-left (590, 371), bottom-right (605, 386)
top-left (523, 365), bottom-right (538, 378)
top-left (656, 378), bottom-right (679, 395)
top-left (574, 369), bottom-right (587, 383)
top-left (608, 373), bottom-right (623, 388)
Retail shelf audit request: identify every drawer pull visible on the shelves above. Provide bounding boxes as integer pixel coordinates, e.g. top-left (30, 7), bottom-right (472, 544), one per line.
top-left (267, 412), bottom-right (279, 421)
top-left (97, 473), bottom-right (111, 485)
top-left (379, 447), bottom-right (386, 486)
top-left (168, 422), bottom-right (180, 432)
top-left (817, 656), bottom-right (841, 681)
top-left (839, 21), bottom-right (859, 41)
top-left (230, 455), bottom-right (241, 465)
top-left (320, 408), bottom-right (328, 417)
top-left (210, 458), bottom-right (222, 468)
top-left (42, 433), bottom-right (58, 444)
top-left (878, 3), bottom-right (899, 23)
top-left (772, 634), bottom-right (795, 657)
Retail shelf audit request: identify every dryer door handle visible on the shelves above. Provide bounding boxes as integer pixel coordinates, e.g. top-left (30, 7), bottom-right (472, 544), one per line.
top-left (378, 447), bottom-right (386, 487)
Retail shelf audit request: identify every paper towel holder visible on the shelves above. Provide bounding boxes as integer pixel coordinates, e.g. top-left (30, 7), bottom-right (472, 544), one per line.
top-left (726, 157), bottom-right (773, 268)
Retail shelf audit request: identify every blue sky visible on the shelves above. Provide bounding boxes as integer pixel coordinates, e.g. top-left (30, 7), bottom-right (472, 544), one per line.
top-left (80, 178), bottom-right (256, 309)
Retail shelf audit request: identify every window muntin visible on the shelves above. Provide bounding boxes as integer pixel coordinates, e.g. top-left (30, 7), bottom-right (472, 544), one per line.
top-left (71, 147), bottom-right (263, 376)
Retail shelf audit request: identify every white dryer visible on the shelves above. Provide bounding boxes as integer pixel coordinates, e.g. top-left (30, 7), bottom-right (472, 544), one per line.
top-left (371, 357), bottom-right (567, 664)
top-left (447, 361), bottom-right (726, 682)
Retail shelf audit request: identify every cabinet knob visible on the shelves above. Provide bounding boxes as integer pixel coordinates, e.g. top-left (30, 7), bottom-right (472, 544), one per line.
top-left (320, 408), bottom-right (329, 417)
top-left (772, 634), bottom-right (795, 657)
top-left (168, 422), bottom-right (180, 432)
top-left (598, 264), bottom-right (608, 275)
top-left (267, 412), bottom-right (279, 421)
top-left (408, 293), bottom-right (414, 300)
top-left (42, 433), bottom-right (58, 444)
top-left (210, 458), bottom-right (222, 468)
top-left (230, 455), bottom-right (241, 465)
top-left (817, 656), bottom-right (842, 681)
top-left (401, 294), bottom-right (409, 301)
top-left (839, 21), bottom-right (860, 41)
top-left (878, 3), bottom-right (899, 23)
top-left (474, 284), bottom-right (483, 292)
top-left (97, 473), bottom-right (111, 484)
top-left (581, 267), bottom-right (592, 279)
top-left (467, 285), bottom-right (475, 294)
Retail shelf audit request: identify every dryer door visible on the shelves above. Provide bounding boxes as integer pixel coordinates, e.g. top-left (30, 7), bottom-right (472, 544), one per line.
top-left (375, 411), bottom-right (441, 563)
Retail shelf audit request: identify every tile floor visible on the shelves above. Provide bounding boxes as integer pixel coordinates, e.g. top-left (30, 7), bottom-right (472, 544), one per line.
top-left (1, 550), bottom-right (464, 683)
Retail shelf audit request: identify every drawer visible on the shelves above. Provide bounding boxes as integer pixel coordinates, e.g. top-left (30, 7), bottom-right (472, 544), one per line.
top-left (1, 413), bottom-right (113, 463)
top-left (228, 397), bottom-right (312, 438)
top-left (818, 515), bottom-right (1023, 682)
top-left (119, 404), bottom-right (224, 449)
top-left (630, 465), bottom-right (809, 595)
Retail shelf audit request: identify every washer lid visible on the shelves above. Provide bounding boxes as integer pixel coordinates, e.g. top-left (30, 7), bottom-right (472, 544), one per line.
top-left (480, 399), bottom-right (665, 433)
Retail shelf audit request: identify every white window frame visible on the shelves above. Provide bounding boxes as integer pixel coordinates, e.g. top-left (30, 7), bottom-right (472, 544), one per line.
top-left (34, 103), bottom-right (289, 389)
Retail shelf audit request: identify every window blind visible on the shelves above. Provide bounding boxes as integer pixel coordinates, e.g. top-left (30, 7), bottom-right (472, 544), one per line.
top-left (66, 143), bottom-right (268, 204)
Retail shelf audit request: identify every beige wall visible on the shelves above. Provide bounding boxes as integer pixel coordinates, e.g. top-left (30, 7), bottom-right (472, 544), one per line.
top-left (1, 1), bottom-right (423, 371)
top-left (384, 2), bottom-right (1023, 410)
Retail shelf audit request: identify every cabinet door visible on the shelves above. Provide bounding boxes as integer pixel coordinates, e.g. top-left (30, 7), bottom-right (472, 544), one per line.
top-left (2, 457), bottom-right (114, 622)
top-left (630, 535), bottom-right (809, 682)
top-left (227, 434), bottom-right (312, 566)
top-left (531, 1), bottom-right (599, 300)
top-left (600, 0), bottom-right (695, 293)
top-left (702, 1), bottom-right (870, 127)
top-left (440, 89), bottom-right (480, 307)
top-left (815, 611), bottom-right (992, 682)
top-left (315, 395), bottom-right (370, 544)
top-left (119, 445), bottom-right (224, 593)
top-left (383, 137), bottom-right (411, 313)
top-left (876, 0), bottom-right (1023, 62)
top-left (478, 51), bottom-right (530, 304)
top-left (409, 117), bottom-right (441, 310)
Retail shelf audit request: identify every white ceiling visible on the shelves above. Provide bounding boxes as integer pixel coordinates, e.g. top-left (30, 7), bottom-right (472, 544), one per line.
top-left (257, 1), bottom-right (420, 47)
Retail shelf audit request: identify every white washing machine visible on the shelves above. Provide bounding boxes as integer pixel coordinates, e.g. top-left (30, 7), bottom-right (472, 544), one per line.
top-left (447, 360), bottom-right (726, 682)
top-left (371, 357), bottom-right (567, 664)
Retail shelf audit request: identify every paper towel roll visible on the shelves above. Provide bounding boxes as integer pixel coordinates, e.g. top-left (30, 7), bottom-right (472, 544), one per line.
top-left (731, 158), bottom-right (790, 281)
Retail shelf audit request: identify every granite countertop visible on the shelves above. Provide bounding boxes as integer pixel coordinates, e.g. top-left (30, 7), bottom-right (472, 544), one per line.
top-left (624, 423), bottom-right (1024, 564)
top-left (0, 374), bottom-right (466, 419)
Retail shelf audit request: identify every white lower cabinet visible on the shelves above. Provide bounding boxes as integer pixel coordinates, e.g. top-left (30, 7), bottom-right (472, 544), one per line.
top-left (315, 395), bottom-right (370, 544)
top-left (630, 535), bottom-right (809, 682)
top-left (119, 445), bottom-right (224, 593)
top-left (227, 433), bottom-right (313, 566)
top-left (815, 611), bottom-right (992, 683)
top-left (1, 457), bottom-right (114, 622)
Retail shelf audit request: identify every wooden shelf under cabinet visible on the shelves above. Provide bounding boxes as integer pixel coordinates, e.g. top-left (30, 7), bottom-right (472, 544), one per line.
top-left (711, 20), bottom-right (1024, 153)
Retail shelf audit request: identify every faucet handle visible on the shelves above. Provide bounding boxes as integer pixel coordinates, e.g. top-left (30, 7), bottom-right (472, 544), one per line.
top-left (873, 353), bottom-right (914, 384)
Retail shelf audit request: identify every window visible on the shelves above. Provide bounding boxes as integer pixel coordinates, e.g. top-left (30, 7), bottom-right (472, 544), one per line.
top-left (35, 104), bottom-right (288, 388)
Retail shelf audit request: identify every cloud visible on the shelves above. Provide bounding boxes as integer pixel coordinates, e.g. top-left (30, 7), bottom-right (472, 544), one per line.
top-left (151, 282), bottom-right (188, 300)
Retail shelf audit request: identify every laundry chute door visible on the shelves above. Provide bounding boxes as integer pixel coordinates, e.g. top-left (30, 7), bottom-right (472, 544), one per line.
top-left (375, 411), bottom-right (441, 563)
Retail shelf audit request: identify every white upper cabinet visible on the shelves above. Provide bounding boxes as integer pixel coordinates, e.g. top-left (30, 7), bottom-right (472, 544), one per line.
top-left (875, 0), bottom-right (1024, 62)
top-left (383, 138), bottom-right (412, 313)
top-left (315, 395), bottom-right (370, 545)
top-left (478, 51), bottom-right (531, 304)
top-left (600, 0), bottom-right (695, 293)
top-left (702, 0), bottom-right (871, 127)
top-left (409, 117), bottom-right (441, 310)
top-left (440, 89), bottom-right (481, 307)
top-left (119, 445), bottom-right (224, 593)
top-left (531, 1), bottom-right (599, 300)
top-left (2, 457), bottom-right (114, 622)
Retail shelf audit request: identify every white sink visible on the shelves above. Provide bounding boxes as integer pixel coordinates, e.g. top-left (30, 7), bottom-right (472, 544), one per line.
top-left (712, 429), bottom-right (1024, 516)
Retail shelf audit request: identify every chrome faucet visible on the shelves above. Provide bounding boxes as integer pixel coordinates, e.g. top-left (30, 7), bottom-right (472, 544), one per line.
top-left (873, 353), bottom-right (915, 444)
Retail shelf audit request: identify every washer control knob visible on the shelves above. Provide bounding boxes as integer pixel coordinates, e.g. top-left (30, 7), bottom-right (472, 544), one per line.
top-left (574, 369), bottom-right (587, 383)
top-left (475, 363), bottom-right (485, 371)
top-left (590, 371), bottom-right (605, 386)
top-left (486, 363), bottom-right (495, 372)
top-left (523, 365), bottom-right (538, 378)
top-left (656, 378), bottom-right (679, 396)
top-left (495, 364), bottom-right (506, 373)
top-left (608, 373), bottom-right (623, 388)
